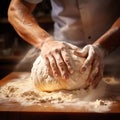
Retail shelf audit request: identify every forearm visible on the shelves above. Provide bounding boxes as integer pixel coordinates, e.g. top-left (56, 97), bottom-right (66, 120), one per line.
top-left (8, 0), bottom-right (51, 48)
top-left (93, 17), bottom-right (120, 56)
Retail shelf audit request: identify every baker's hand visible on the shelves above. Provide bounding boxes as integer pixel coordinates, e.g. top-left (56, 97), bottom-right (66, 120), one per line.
top-left (40, 37), bottom-right (74, 79)
top-left (74, 44), bottom-right (105, 88)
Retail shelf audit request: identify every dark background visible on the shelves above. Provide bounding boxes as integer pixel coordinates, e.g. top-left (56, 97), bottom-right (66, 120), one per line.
top-left (0, 0), bottom-right (53, 79)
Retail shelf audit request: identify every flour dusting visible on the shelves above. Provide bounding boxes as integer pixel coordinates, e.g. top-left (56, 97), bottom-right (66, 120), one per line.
top-left (1, 74), bottom-right (119, 112)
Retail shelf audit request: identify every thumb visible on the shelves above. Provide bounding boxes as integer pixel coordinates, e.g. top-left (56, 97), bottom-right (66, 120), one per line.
top-left (74, 45), bottom-right (89, 57)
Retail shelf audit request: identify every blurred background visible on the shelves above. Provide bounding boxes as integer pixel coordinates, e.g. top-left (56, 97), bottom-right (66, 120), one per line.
top-left (0, 0), bottom-right (120, 80)
top-left (0, 0), bottom-right (53, 79)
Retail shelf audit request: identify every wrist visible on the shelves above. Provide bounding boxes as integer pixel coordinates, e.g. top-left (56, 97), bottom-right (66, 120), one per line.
top-left (35, 36), bottom-right (54, 49)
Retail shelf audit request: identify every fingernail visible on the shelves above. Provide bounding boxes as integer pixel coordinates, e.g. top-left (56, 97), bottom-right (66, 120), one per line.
top-left (55, 73), bottom-right (58, 77)
top-left (70, 69), bottom-right (74, 74)
top-left (63, 75), bottom-right (68, 80)
top-left (82, 66), bottom-right (86, 71)
top-left (54, 72), bottom-right (58, 77)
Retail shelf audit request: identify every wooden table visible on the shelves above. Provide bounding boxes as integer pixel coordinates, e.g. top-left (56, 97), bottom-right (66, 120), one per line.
top-left (0, 72), bottom-right (120, 120)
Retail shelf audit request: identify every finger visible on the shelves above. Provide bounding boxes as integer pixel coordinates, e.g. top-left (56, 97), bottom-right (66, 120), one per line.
top-left (87, 59), bottom-right (99, 84)
top-left (61, 48), bottom-right (74, 74)
top-left (92, 73), bottom-right (102, 88)
top-left (92, 63), bottom-right (103, 88)
top-left (81, 46), bottom-right (95, 72)
top-left (74, 45), bottom-right (89, 58)
top-left (44, 56), bottom-right (53, 76)
top-left (47, 54), bottom-right (60, 77)
top-left (53, 49), bottom-right (69, 79)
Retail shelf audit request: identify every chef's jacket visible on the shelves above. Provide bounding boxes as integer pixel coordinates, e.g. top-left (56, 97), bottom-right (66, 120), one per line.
top-left (25, 0), bottom-right (120, 48)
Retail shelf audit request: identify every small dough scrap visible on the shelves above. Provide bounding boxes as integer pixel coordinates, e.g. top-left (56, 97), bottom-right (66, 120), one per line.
top-left (31, 43), bottom-right (92, 92)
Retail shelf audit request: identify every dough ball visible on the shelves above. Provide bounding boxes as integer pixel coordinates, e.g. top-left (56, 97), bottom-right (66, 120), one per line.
top-left (31, 45), bottom-right (92, 92)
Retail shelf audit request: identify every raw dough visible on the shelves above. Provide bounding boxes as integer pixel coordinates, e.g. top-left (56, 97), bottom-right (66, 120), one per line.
top-left (31, 43), bottom-right (92, 91)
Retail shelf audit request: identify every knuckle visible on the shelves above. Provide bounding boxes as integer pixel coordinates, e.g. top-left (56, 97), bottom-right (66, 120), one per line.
top-left (58, 61), bottom-right (64, 66)
top-left (53, 48), bottom-right (59, 54)
top-left (45, 53), bottom-right (52, 59)
top-left (65, 58), bottom-right (70, 64)
top-left (61, 46), bottom-right (65, 51)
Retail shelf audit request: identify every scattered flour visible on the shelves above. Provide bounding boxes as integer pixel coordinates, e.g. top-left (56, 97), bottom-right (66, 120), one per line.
top-left (0, 74), bottom-right (118, 113)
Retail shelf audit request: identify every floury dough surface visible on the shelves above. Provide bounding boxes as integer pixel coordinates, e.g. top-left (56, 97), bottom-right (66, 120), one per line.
top-left (1, 73), bottom-right (119, 113)
top-left (31, 43), bottom-right (94, 91)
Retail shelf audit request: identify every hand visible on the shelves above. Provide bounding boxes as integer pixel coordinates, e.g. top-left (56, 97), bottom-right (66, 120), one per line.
top-left (40, 37), bottom-right (74, 79)
top-left (74, 44), bottom-right (105, 88)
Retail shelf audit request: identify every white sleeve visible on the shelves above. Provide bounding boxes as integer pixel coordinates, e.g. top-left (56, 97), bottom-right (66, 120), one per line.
top-left (24, 0), bottom-right (42, 4)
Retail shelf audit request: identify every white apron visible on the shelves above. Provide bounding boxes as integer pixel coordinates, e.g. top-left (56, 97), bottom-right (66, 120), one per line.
top-left (25, 0), bottom-right (120, 47)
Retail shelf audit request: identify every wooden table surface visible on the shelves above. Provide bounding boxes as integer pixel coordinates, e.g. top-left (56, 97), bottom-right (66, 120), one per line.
top-left (0, 72), bottom-right (120, 120)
